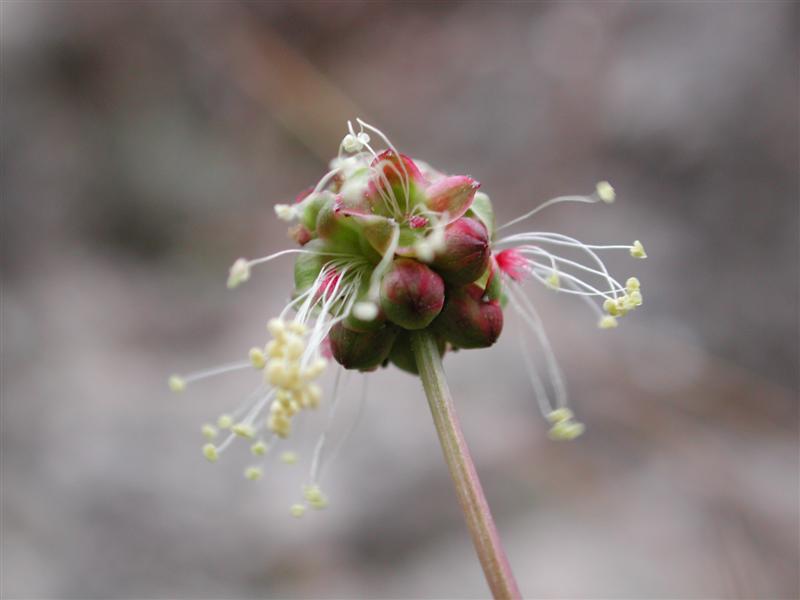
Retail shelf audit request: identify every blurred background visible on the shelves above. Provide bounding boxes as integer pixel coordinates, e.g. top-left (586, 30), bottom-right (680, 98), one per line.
top-left (2, 2), bottom-right (798, 599)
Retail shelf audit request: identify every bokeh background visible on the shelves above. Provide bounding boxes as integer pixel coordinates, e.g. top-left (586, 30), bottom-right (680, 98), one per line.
top-left (2, 2), bottom-right (798, 599)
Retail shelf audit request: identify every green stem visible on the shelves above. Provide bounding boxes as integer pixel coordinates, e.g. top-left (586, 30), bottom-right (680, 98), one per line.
top-left (411, 330), bottom-right (522, 600)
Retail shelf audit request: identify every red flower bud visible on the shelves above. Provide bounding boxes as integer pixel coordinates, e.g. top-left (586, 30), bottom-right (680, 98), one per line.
top-left (433, 283), bottom-right (503, 349)
top-left (430, 217), bottom-right (490, 285)
top-left (380, 258), bottom-right (445, 330)
top-left (328, 322), bottom-right (397, 371)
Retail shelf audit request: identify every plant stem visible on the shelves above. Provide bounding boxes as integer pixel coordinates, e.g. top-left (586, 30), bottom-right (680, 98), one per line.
top-left (411, 330), bottom-right (522, 600)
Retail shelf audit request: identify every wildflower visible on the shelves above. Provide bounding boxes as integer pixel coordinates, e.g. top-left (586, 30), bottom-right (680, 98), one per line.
top-left (170, 118), bottom-right (647, 517)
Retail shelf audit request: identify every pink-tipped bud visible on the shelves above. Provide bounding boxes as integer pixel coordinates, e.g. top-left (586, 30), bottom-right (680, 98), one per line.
top-left (380, 258), bottom-right (445, 330)
top-left (430, 217), bottom-right (490, 285)
top-left (433, 284), bottom-right (503, 349)
top-left (328, 322), bottom-right (397, 371)
top-left (425, 175), bottom-right (480, 222)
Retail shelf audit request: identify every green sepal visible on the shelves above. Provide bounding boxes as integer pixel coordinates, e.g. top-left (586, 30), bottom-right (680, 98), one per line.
top-left (388, 328), bottom-right (446, 375)
top-left (466, 191), bottom-right (495, 241)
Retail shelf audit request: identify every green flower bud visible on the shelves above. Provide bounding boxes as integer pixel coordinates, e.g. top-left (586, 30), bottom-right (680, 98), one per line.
top-left (388, 329), bottom-right (447, 375)
top-left (380, 258), bottom-right (445, 330)
top-left (328, 322), bottom-right (397, 371)
top-left (430, 217), bottom-right (490, 285)
top-left (315, 200), bottom-right (360, 252)
top-left (434, 283), bottom-right (503, 349)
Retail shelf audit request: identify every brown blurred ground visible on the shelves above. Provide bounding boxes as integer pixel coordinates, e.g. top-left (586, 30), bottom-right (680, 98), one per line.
top-left (1, 2), bottom-right (798, 599)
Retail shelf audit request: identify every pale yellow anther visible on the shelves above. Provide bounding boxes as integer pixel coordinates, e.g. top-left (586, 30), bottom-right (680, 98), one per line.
top-left (267, 318), bottom-right (285, 338)
top-left (303, 485), bottom-right (329, 509)
top-left (168, 375), bottom-right (186, 393)
top-left (287, 320), bottom-right (307, 335)
top-left (201, 424), bottom-right (219, 440)
top-left (266, 339), bottom-right (281, 358)
top-left (268, 414), bottom-right (291, 438)
top-left (599, 315), bottom-right (619, 329)
top-left (266, 360), bottom-right (288, 387)
top-left (285, 336), bottom-right (305, 360)
top-left (414, 240), bottom-right (435, 263)
top-left (251, 440), bottom-right (268, 456)
top-left (244, 466), bottom-right (263, 481)
top-left (289, 503), bottom-right (306, 518)
top-left (308, 358), bottom-right (327, 378)
top-left (352, 301), bottom-right (379, 322)
top-left (280, 451), bottom-right (298, 464)
top-left (630, 240), bottom-right (647, 259)
top-left (232, 423), bottom-right (256, 439)
top-left (596, 181), bottom-right (616, 203)
top-left (202, 443), bottom-right (218, 463)
top-left (548, 420), bottom-right (585, 441)
top-left (227, 258), bottom-right (251, 289)
top-left (603, 298), bottom-right (619, 316)
top-left (625, 277), bottom-right (640, 292)
top-left (274, 204), bottom-right (295, 222)
top-left (306, 383), bottom-right (322, 408)
top-left (216, 414), bottom-right (234, 429)
top-left (546, 272), bottom-right (560, 289)
top-left (629, 290), bottom-right (643, 306)
top-left (249, 347), bottom-right (267, 370)
top-left (546, 408), bottom-right (574, 424)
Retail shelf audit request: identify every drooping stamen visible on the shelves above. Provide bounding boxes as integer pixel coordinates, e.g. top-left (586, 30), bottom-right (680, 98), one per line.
top-left (308, 367), bottom-right (345, 485)
top-left (504, 283), bottom-right (567, 409)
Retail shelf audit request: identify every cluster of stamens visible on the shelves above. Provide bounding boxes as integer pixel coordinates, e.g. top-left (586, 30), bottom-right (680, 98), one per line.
top-left (599, 276), bottom-right (644, 329)
top-left (261, 318), bottom-right (325, 438)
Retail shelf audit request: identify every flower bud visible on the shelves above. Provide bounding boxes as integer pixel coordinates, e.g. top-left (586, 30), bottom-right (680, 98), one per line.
top-left (388, 329), bottom-right (447, 375)
top-left (425, 175), bottom-right (480, 222)
top-left (367, 150), bottom-right (426, 211)
top-left (328, 322), bottom-right (397, 371)
top-left (433, 283), bottom-right (503, 349)
top-left (430, 217), bottom-right (490, 285)
top-left (380, 258), bottom-right (445, 330)
top-left (315, 200), bottom-right (360, 251)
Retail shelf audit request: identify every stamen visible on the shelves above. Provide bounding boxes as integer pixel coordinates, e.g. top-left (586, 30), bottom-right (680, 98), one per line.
top-left (506, 283), bottom-right (567, 409)
top-left (168, 375), bottom-right (186, 393)
top-left (244, 466), bottom-right (263, 481)
top-left (201, 424), bottom-right (218, 440)
top-left (357, 118), bottom-right (412, 212)
top-left (202, 443), bottom-right (218, 463)
top-left (280, 451), bottom-right (298, 464)
top-left (168, 361), bottom-right (251, 390)
top-left (309, 368), bottom-right (345, 484)
top-left (251, 440), bottom-right (268, 456)
top-left (595, 181), bottom-right (615, 203)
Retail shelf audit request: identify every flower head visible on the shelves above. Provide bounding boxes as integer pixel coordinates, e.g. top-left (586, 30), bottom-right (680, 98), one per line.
top-left (170, 119), bottom-right (647, 515)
